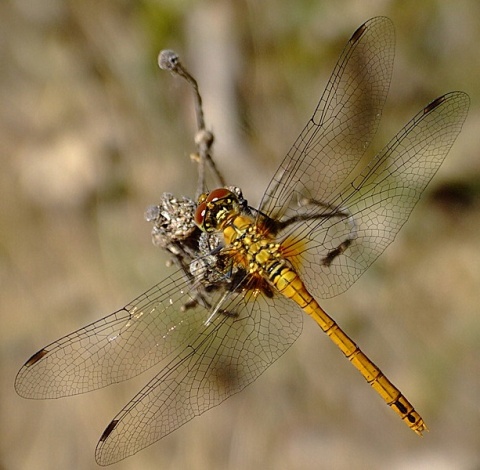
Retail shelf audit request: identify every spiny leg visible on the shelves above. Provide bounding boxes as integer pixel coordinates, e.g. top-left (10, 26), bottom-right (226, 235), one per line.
top-left (275, 196), bottom-right (358, 266)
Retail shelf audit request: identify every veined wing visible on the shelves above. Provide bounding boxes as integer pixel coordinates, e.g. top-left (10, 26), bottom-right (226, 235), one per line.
top-left (15, 268), bottom-right (227, 399)
top-left (258, 16), bottom-right (395, 220)
top-left (95, 287), bottom-right (302, 465)
top-left (280, 92), bottom-right (469, 299)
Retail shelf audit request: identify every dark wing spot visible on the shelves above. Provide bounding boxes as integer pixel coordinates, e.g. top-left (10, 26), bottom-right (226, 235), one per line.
top-left (99, 420), bottom-right (119, 442)
top-left (25, 348), bottom-right (49, 367)
top-left (423, 95), bottom-right (446, 114)
top-left (350, 23), bottom-right (367, 44)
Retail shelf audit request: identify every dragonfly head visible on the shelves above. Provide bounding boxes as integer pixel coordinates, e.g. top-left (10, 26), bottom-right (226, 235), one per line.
top-left (195, 188), bottom-right (240, 232)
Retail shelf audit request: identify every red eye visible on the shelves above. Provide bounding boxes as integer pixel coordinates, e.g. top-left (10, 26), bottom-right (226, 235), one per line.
top-left (206, 188), bottom-right (232, 203)
top-left (194, 202), bottom-right (207, 226)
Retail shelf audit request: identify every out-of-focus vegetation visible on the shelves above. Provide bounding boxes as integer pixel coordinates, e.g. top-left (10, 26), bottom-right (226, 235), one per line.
top-left (2, 1), bottom-right (479, 469)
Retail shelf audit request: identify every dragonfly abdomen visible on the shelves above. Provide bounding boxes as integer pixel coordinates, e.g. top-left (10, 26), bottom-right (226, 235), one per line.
top-left (268, 260), bottom-right (427, 436)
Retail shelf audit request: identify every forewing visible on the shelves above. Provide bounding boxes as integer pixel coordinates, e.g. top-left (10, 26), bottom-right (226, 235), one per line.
top-left (15, 269), bottom-right (220, 399)
top-left (95, 289), bottom-right (303, 465)
top-left (282, 92), bottom-right (470, 299)
top-left (258, 16), bottom-right (395, 220)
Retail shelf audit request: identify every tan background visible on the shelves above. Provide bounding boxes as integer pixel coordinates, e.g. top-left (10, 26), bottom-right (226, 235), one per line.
top-left (2, 1), bottom-right (479, 469)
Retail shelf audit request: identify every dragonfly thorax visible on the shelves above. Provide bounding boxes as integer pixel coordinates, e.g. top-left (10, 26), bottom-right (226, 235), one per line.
top-left (194, 188), bottom-right (283, 276)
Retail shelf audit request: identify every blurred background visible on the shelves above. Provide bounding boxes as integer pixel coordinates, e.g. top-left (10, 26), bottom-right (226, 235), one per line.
top-left (2, 0), bottom-right (479, 469)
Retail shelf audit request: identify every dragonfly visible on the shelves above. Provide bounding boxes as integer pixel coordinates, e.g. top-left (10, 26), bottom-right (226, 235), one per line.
top-left (15, 17), bottom-right (469, 466)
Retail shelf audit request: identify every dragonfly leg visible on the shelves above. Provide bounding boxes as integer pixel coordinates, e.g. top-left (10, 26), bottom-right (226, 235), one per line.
top-left (275, 196), bottom-right (358, 266)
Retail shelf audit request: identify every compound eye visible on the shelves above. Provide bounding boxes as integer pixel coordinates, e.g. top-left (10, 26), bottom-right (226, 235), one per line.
top-left (206, 188), bottom-right (232, 203)
top-left (194, 201), bottom-right (207, 227)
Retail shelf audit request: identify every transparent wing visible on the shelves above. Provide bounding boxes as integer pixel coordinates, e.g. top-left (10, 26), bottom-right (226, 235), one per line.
top-left (279, 92), bottom-right (469, 299)
top-left (15, 269), bottom-right (225, 399)
top-left (95, 290), bottom-right (302, 466)
top-left (258, 16), bottom-right (395, 220)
